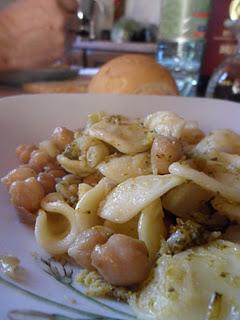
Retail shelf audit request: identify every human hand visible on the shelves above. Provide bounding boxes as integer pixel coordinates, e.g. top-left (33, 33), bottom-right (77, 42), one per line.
top-left (0, 0), bottom-right (77, 70)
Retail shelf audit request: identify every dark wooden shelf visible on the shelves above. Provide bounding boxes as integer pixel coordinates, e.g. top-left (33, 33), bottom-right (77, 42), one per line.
top-left (73, 39), bottom-right (157, 54)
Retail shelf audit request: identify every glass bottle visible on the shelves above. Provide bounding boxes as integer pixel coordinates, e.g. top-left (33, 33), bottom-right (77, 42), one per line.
top-left (197, 0), bottom-right (236, 97)
top-left (156, 0), bottom-right (211, 97)
top-left (206, 19), bottom-right (240, 102)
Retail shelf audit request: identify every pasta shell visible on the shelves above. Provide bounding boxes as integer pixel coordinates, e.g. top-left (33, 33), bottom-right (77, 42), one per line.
top-left (35, 201), bottom-right (77, 255)
top-left (99, 174), bottom-right (184, 223)
top-left (75, 178), bottom-right (116, 233)
top-left (144, 111), bottom-right (185, 138)
top-left (87, 117), bottom-right (152, 154)
top-left (57, 154), bottom-right (95, 177)
top-left (169, 162), bottom-right (240, 203)
top-left (138, 199), bottom-right (167, 261)
top-left (97, 153), bottom-right (151, 183)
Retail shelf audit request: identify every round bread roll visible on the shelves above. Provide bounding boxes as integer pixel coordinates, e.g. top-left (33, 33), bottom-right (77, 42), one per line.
top-left (88, 54), bottom-right (178, 96)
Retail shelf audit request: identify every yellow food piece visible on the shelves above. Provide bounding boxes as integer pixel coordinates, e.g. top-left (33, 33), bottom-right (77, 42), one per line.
top-left (99, 174), bottom-right (184, 223)
top-left (130, 240), bottom-right (240, 320)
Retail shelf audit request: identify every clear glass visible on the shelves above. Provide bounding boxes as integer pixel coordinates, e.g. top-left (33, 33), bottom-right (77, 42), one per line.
top-left (206, 20), bottom-right (240, 102)
top-left (156, 39), bottom-right (205, 96)
top-left (156, 0), bottom-right (210, 97)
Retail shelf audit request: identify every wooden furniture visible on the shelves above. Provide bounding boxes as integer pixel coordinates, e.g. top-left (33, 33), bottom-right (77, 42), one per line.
top-left (72, 40), bottom-right (157, 67)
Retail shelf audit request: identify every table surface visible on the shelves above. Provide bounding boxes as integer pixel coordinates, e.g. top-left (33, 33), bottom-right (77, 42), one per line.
top-left (0, 86), bottom-right (23, 97)
top-left (0, 75), bottom-right (92, 98)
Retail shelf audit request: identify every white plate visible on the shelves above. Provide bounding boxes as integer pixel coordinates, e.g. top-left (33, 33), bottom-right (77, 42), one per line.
top-left (0, 94), bottom-right (239, 320)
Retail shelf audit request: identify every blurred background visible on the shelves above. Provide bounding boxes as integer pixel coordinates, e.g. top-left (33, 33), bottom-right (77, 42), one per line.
top-left (0, 0), bottom-right (239, 101)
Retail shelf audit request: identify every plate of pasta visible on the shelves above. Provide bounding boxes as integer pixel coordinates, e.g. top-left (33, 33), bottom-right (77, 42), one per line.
top-left (1, 93), bottom-right (240, 320)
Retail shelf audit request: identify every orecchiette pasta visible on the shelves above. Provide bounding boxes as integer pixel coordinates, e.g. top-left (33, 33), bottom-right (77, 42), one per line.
top-left (77, 183), bottom-right (92, 202)
top-left (85, 111), bottom-right (107, 129)
top-left (169, 161), bottom-right (240, 203)
top-left (213, 171), bottom-right (240, 191)
top-left (213, 152), bottom-right (240, 172)
top-left (57, 154), bottom-right (95, 177)
top-left (86, 144), bottom-right (109, 168)
top-left (87, 116), bottom-right (152, 154)
top-left (75, 134), bottom-right (109, 155)
top-left (98, 174), bottom-right (185, 223)
top-left (35, 199), bottom-right (78, 255)
top-left (104, 215), bottom-right (139, 239)
top-left (41, 192), bottom-right (64, 204)
top-left (75, 178), bottom-right (116, 233)
top-left (144, 111), bottom-right (185, 138)
top-left (97, 152), bottom-right (151, 183)
top-left (138, 198), bottom-right (166, 261)
top-left (193, 129), bottom-right (240, 156)
top-left (162, 182), bottom-right (214, 219)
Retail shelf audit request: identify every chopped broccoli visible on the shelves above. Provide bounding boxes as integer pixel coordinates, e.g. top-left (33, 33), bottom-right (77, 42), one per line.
top-left (63, 142), bottom-right (81, 160)
top-left (160, 219), bottom-right (221, 255)
top-left (76, 269), bottom-right (132, 302)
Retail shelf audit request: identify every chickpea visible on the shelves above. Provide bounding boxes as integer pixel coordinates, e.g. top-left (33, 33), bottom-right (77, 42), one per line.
top-left (151, 135), bottom-right (183, 174)
top-left (91, 234), bottom-right (150, 286)
top-left (39, 139), bottom-right (60, 158)
top-left (68, 226), bottom-right (113, 270)
top-left (1, 166), bottom-right (36, 190)
top-left (44, 162), bottom-right (61, 171)
top-left (181, 126), bottom-right (205, 145)
top-left (9, 177), bottom-right (45, 212)
top-left (62, 174), bottom-right (82, 185)
top-left (28, 150), bottom-right (53, 172)
top-left (51, 127), bottom-right (74, 152)
top-left (16, 144), bottom-right (37, 164)
top-left (16, 207), bottom-right (36, 226)
top-left (47, 168), bottom-right (66, 178)
top-left (37, 172), bottom-right (56, 194)
top-left (82, 172), bottom-right (103, 187)
top-left (44, 163), bottom-right (66, 178)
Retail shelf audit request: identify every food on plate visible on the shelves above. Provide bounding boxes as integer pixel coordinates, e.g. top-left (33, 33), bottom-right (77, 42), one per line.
top-left (0, 255), bottom-right (21, 280)
top-left (16, 144), bottom-right (37, 163)
top-left (193, 129), bottom-right (240, 156)
top-left (2, 167), bottom-right (37, 189)
top-left (76, 269), bottom-right (131, 301)
top-left (2, 110), bottom-right (240, 319)
top-left (160, 219), bottom-right (220, 255)
top-left (88, 54), bottom-right (179, 96)
top-left (97, 152), bottom-right (151, 183)
top-left (91, 234), bottom-right (150, 286)
top-left (9, 177), bottom-right (45, 212)
top-left (68, 226), bottom-right (113, 270)
top-left (151, 135), bottom-right (184, 174)
top-left (130, 240), bottom-right (240, 320)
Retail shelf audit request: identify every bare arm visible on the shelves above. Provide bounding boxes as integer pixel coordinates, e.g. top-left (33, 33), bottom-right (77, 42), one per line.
top-left (0, 13), bottom-right (14, 70)
top-left (0, 0), bottom-right (77, 71)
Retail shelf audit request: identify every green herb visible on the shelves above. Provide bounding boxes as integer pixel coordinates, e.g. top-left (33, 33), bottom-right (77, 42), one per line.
top-left (161, 219), bottom-right (221, 255)
top-left (63, 142), bottom-right (81, 160)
